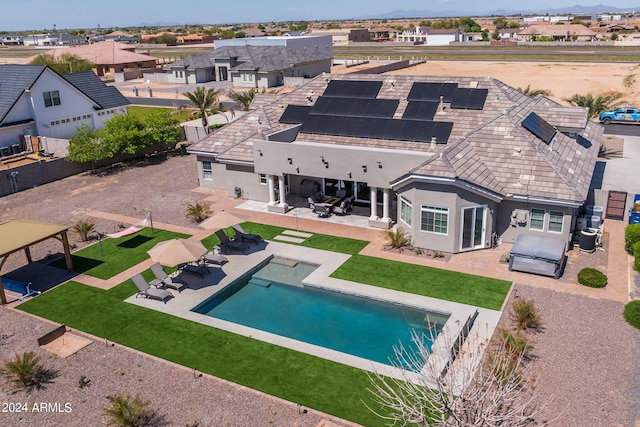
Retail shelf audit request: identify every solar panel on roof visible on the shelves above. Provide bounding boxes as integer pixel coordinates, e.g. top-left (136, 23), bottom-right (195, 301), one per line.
top-left (402, 101), bottom-right (439, 121)
top-left (450, 88), bottom-right (488, 110)
top-left (521, 112), bottom-right (557, 144)
top-left (310, 96), bottom-right (398, 118)
top-left (299, 115), bottom-right (453, 143)
top-left (407, 82), bottom-right (458, 102)
top-left (279, 105), bottom-right (311, 124)
top-left (323, 80), bottom-right (383, 98)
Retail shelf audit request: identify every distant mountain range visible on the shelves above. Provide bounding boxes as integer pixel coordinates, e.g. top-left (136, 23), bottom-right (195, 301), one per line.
top-left (361, 4), bottom-right (640, 19)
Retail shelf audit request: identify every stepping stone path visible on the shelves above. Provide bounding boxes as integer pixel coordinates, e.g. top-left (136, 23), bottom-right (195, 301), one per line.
top-left (273, 230), bottom-right (313, 244)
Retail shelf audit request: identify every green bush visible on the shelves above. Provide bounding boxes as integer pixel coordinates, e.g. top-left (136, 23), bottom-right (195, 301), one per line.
top-left (104, 394), bottom-right (153, 427)
top-left (634, 241), bottom-right (640, 272)
top-left (625, 223), bottom-right (640, 254)
top-left (577, 268), bottom-right (608, 288)
top-left (0, 351), bottom-right (45, 388)
top-left (623, 300), bottom-right (640, 329)
top-left (385, 227), bottom-right (410, 249)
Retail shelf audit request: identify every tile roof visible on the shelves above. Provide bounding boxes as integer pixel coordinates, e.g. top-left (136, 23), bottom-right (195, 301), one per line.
top-left (62, 71), bottom-right (130, 109)
top-left (211, 46), bottom-right (330, 72)
top-left (0, 65), bottom-right (46, 124)
top-left (188, 73), bottom-right (602, 203)
top-left (519, 24), bottom-right (596, 37)
top-left (36, 41), bottom-right (156, 65)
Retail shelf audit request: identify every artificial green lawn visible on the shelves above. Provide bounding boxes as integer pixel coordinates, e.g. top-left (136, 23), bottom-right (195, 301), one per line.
top-left (26, 225), bottom-right (509, 424)
top-left (332, 255), bottom-right (511, 311)
top-left (49, 228), bottom-right (190, 279)
top-left (18, 279), bottom-right (385, 426)
top-left (127, 105), bottom-right (194, 123)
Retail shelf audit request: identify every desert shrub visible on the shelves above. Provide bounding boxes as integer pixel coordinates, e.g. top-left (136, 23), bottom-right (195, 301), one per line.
top-left (72, 219), bottom-right (97, 242)
top-left (497, 328), bottom-right (534, 358)
top-left (185, 201), bottom-right (212, 223)
top-left (104, 394), bottom-right (153, 427)
top-left (634, 241), bottom-right (640, 272)
top-left (510, 298), bottom-right (541, 331)
top-left (625, 223), bottom-right (640, 254)
top-left (623, 300), bottom-right (640, 329)
top-left (0, 351), bottom-right (46, 388)
top-left (577, 268), bottom-right (608, 288)
top-left (385, 227), bottom-right (410, 249)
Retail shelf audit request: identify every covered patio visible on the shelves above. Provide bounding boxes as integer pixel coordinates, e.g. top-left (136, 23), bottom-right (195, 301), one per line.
top-left (0, 219), bottom-right (73, 304)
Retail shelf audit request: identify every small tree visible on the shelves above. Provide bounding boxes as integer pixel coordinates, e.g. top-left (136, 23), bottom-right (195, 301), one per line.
top-left (104, 394), bottom-right (153, 427)
top-left (625, 223), bottom-right (640, 254)
top-left (517, 85), bottom-right (552, 97)
top-left (182, 87), bottom-right (224, 131)
top-left (72, 219), bottom-right (97, 242)
top-left (185, 201), bottom-right (212, 223)
top-left (367, 325), bottom-right (556, 426)
top-left (228, 87), bottom-right (281, 111)
top-left (66, 124), bottom-right (111, 165)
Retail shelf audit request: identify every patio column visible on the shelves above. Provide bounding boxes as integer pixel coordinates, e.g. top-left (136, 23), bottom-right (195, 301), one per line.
top-left (369, 186), bottom-right (378, 220)
top-left (278, 175), bottom-right (288, 211)
top-left (267, 175), bottom-right (276, 205)
top-left (381, 188), bottom-right (391, 222)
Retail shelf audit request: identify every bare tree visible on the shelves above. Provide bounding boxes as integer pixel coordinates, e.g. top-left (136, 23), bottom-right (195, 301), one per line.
top-left (366, 322), bottom-right (556, 426)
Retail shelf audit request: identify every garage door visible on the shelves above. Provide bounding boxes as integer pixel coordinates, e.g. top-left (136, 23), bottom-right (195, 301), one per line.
top-left (606, 191), bottom-right (627, 220)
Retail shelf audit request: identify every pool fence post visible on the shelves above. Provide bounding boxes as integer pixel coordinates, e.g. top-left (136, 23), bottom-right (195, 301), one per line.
top-left (149, 212), bottom-right (154, 234)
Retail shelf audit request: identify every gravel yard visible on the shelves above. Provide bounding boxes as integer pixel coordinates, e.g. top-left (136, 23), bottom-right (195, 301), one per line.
top-left (0, 152), bottom-right (639, 426)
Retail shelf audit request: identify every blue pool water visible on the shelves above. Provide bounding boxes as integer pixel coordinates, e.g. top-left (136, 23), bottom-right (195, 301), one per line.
top-left (193, 258), bottom-right (449, 367)
top-left (1, 278), bottom-right (28, 295)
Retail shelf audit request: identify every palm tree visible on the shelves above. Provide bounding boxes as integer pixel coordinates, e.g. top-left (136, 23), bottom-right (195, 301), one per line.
top-left (182, 87), bottom-right (222, 131)
top-left (104, 394), bottom-right (153, 427)
top-left (563, 93), bottom-right (624, 119)
top-left (228, 87), bottom-right (281, 111)
top-left (516, 85), bottom-right (552, 97)
top-left (185, 201), bottom-right (212, 223)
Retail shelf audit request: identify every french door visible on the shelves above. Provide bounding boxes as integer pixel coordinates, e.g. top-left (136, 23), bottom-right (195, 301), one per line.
top-left (461, 206), bottom-right (486, 251)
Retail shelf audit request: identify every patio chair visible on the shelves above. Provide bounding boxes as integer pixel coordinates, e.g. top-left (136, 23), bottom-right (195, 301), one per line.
top-left (336, 188), bottom-right (347, 199)
top-left (132, 273), bottom-right (173, 303)
top-left (179, 262), bottom-right (209, 278)
top-left (308, 197), bottom-right (316, 209)
top-left (215, 229), bottom-right (250, 254)
top-left (202, 252), bottom-right (228, 266)
top-left (149, 263), bottom-right (186, 292)
top-left (314, 204), bottom-right (331, 218)
top-left (231, 224), bottom-right (263, 244)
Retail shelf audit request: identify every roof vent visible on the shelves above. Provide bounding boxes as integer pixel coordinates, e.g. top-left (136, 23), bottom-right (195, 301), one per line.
top-left (430, 136), bottom-right (437, 150)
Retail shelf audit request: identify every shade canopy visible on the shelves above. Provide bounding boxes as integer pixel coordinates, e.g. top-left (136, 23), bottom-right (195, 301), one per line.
top-left (199, 211), bottom-right (248, 230)
top-left (147, 238), bottom-right (207, 267)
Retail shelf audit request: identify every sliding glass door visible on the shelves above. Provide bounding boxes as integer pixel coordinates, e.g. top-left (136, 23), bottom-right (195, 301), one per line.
top-left (461, 206), bottom-right (486, 251)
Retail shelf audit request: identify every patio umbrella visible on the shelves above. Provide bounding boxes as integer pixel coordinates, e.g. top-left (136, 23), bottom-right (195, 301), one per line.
top-left (147, 238), bottom-right (207, 267)
top-left (199, 211), bottom-right (248, 230)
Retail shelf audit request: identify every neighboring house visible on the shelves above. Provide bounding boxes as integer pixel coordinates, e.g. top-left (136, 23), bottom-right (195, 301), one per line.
top-left (369, 27), bottom-right (397, 42)
top-left (165, 45), bottom-right (331, 87)
top-left (396, 26), bottom-right (428, 43)
top-left (23, 33), bottom-right (85, 46)
top-left (0, 34), bottom-right (24, 45)
top-left (347, 29), bottom-right (370, 43)
top-left (176, 33), bottom-right (217, 44)
top-left (187, 74), bottom-right (602, 254)
top-left (0, 65), bottom-right (129, 151)
top-left (214, 35), bottom-right (333, 59)
top-left (35, 41), bottom-right (157, 77)
top-left (516, 24), bottom-right (597, 41)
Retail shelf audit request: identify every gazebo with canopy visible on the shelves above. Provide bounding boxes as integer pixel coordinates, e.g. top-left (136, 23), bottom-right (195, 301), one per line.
top-left (0, 219), bottom-right (74, 304)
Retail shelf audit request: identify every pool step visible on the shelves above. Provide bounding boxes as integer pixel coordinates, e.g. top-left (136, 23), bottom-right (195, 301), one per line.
top-left (271, 257), bottom-right (298, 267)
top-left (248, 278), bottom-right (271, 288)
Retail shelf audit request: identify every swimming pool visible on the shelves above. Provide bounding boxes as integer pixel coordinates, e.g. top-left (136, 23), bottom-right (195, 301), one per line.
top-left (193, 257), bottom-right (450, 368)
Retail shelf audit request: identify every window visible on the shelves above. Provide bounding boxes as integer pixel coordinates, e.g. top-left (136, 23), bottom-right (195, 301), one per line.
top-left (43, 90), bottom-right (60, 107)
top-left (421, 205), bottom-right (448, 234)
top-left (548, 210), bottom-right (564, 233)
top-left (530, 208), bottom-right (545, 231)
top-left (202, 161), bottom-right (212, 181)
top-left (242, 73), bottom-right (254, 82)
top-left (259, 174), bottom-right (267, 185)
top-left (400, 196), bottom-right (412, 226)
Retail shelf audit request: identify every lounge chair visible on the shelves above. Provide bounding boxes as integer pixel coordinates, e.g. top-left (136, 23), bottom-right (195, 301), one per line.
top-left (215, 229), bottom-right (250, 254)
top-left (179, 262), bottom-right (209, 278)
top-left (308, 197), bottom-right (316, 209)
top-left (149, 263), bottom-right (186, 292)
top-left (231, 224), bottom-right (263, 244)
top-left (202, 253), bottom-right (228, 266)
top-left (132, 273), bottom-right (172, 303)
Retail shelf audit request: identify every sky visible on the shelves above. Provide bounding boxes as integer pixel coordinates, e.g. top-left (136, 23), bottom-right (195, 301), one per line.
top-left (2, 0), bottom-right (640, 31)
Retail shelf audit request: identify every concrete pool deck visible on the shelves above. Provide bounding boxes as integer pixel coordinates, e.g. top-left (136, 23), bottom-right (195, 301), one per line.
top-left (125, 240), bottom-right (502, 381)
